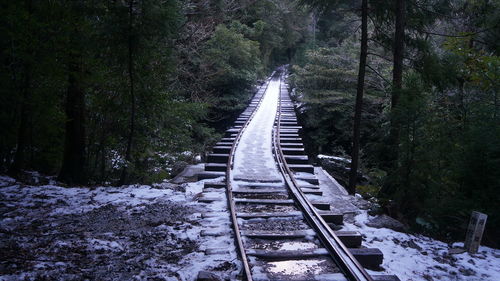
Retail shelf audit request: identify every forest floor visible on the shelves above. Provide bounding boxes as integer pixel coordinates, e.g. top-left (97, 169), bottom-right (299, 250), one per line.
top-left (0, 173), bottom-right (238, 281)
top-left (1, 171), bottom-right (499, 281)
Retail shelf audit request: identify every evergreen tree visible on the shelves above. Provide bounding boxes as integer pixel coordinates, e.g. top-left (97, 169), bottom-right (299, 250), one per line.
top-left (348, 0), bottom-right (368, 195)
top-left (58, 1), bottom-right (91, 185)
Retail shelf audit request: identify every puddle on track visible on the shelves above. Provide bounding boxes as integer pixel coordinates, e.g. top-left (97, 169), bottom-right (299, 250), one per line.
top-left (234, 193), bottom-right (290, 200)
top-left (248, 239), bottom-right (319, 251)
top-left (263, 258), bottom-right (340, 280)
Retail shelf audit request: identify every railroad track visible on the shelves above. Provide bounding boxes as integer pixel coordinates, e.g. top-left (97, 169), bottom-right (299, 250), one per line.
top-left (199, 69), bottom-right (400, 281)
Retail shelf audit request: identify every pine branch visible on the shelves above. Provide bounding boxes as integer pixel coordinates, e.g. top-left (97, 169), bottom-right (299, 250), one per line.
top-left (366, 64), bottom-right (391, 85)
top-left (407, 0), bottom-right (463, 20)
top-left (422, 25), bottom-right (499, 38)
top-left (367, 51), bottom-right (392, 62)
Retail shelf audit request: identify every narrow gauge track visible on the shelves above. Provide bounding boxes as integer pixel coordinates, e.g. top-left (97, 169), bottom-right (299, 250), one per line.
top-left (200, 70), bottom-right (399, 281)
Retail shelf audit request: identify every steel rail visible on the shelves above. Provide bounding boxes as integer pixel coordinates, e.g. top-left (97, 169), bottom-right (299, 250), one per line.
top-left (225, 74), bottom-right (274, 281)
top-left (272, 73), bottom-right (374, 281)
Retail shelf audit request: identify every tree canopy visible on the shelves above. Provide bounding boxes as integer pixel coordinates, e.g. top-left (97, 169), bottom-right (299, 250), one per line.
top-left (1, 0), bottom-right (498, 247)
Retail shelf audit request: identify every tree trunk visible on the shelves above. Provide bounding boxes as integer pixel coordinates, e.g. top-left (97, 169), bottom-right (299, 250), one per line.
top-left (100, 145), bottom-right (106, 182)
top-left (380, 0), bottom-right (405, 198)
top-left (348, 0), bottom-right (368, 195)
top-left (9, 72), bottom-right (31, 176)
top-left (495, 88), bottom-right (498, 120)
top-left (58, 57), bottom-right (86, 185)
top-left (9, 0), bottom-right (33, 177)
top-left (388, 0), bottom-right (405, 165)
top-left (119, 0), bottom-right (136, 185)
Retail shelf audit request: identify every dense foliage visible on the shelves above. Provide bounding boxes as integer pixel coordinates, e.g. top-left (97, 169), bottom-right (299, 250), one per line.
top-left (1, 0), bottom-right (498, 248)
top-left (0, 0), bottom-right (309, 184)
top-left (292, 0), bottom-right (499, 246)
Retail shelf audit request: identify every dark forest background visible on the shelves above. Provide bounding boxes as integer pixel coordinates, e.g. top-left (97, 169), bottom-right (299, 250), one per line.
top-left (1, 0), bottom-right (498, 247)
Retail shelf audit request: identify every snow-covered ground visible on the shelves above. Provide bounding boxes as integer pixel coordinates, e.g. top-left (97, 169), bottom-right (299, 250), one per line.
top-left (341, 202), bottom-right (500, 281)
top-left (0, 175), bottom-right (237, 281)
top-left (347, 211), bottom-right (500, 281)
top-left (2, 170), bottom-right (499, 281)
top-left (314, 161), bottom-right (500, 281)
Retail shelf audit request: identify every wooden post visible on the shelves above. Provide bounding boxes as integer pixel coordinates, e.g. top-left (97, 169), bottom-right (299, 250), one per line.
top-left (464, 211), bottom-right (487, 254)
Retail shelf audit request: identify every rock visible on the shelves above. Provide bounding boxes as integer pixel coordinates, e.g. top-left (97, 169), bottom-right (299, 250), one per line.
top-left (406, 239), bottom-right (422, 251)
top-left (422, 274), bottom-right (434, 281)
top-left (171, 161), bottom-right (189, 178)
top-left (368, 205), bottom-right (384, 216)
top-left (197, 271), bottom-right (222, 281)
top-left (459, 267), bottom-right (476, 276)
top-left (350, 196), bottom-right (372, 210)
top-left (449, 248), bottom-right (466, 255)
top-left (366, 214), bottom-right (407, 232)
top-left (317, 155), bottom-right (351, 187)
top-left (170, 163), bottom-right (205, 184)
top-left (211, 261), bottom-right (234, 271)
top-left (317, 154), bottom-right (368, 187)
top-left (15, 170), bottom-right (51, 186)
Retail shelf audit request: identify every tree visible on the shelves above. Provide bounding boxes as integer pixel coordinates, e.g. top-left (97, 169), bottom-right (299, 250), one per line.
top-left (348, 0), bottom-right (368, 195)
top-left (119, 0), bottom-right (137, 185)
top-left (0, 0), bottom-right (313, 185)
top-left (58, 1), bottom-right (88, 184)
top-left (300, 0), bottom-right (371, 194)
top-left (58, 54), bottom-right (87, 185)
top-left (7, 0), bottom-right (35, 177)
top-left (388, 0), bottom-right (405, 167)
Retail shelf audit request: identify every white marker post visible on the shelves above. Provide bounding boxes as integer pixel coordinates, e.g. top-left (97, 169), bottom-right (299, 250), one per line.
top-left (464, 211), bottom-right (487, 254)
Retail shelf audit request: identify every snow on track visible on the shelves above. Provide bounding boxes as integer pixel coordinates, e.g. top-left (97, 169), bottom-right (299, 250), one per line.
top-left (233, 77), bottom-right (283, 183)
